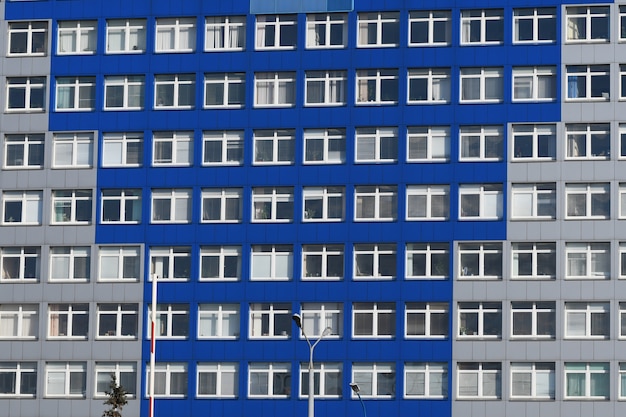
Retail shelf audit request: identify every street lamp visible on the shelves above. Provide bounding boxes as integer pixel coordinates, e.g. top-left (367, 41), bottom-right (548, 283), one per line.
top-left (292, 313), bottom-right (332, 417)
top-left (350, 383), bottom-right (367, 417)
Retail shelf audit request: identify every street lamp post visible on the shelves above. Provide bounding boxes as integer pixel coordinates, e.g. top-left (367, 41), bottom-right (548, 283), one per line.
top-left (350, 383), bottom-right (367, 417)
top-left (292, 313), bottom-right (332, 417)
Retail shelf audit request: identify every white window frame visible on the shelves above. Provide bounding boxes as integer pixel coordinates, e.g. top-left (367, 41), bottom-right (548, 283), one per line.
top-left (510, 301), bottom-right (556, 339)
top-left (201, 188), bottom-right (242, 223)
top-left (566, 123), bottom-right (611, 160)
top-left (0, 362), bottom-right (37, 397)
top-left (4, 133), bottom-right (45, 169)
top-left (458, 302), bottom-right (501, 339)
top-left (408, 10), bottom-right (451, 46)
top-left (249, 303), bottom-right (291, 339)
top-left (101, 189), bottom-right (142, 224)
top-left (205, 16), bottom-right (245, 51)
top-left (106, 19), bottom-right (146, 54)
top-left (8, 21), bottom-right (47, 57)
top-left (511, 124), bottom-right (556, 161)
top-left (49, 247), bottom-right (91, 282)
top-left (510, 363), bottom-right (555, 399)
top-left (406, 126), bottom-right (450, 162)
top-left (620, 363), bottom-right (626, 398)
top-left (302, 186), bottom-right (345, 222)
top-left (564, 302), bottom-right (610, 339)
top-left (250, 245), bottom-right (293, 281)
top-left (104, 75), bottom-right (145, 110)
top-left (305, 13), bottom-right (347, 49)
top-left (566, 65), bottom-right (610, 101)
top-left (459, 126), bottom-right (503, 161)
top-left (355, 69), bottom-right (399, 105)
top-left (45, 362), bottom-right (86, 398)
top-left (102, 132), bottom-right (143, 167)
top-left (95, 362), bottom-right (137, 398)
top-left (355, 127), bottom-right (398, 163)
top-left (254, 72), bottom-right (296, 107)
top-left (459, 67), bottom-right (503, 103)
top-left (155, 17), bottom-right (196, 53)
top-left (298, 303), bottom-right (342, 338)
top-left (154, 74), bottom-right (195, 109)
top-left (52, 132), bottom-right (93, 168)
top-left (55, 76), bottom-right (95, 111)
top-left (620, 243), bottom-right (626, 279)
top-left (357, 12), bottom-right (400, 47)
top-left (151, 189), bottom-right (191, 223)
top-left (301, 244), bottom-right (344, 280)
top-left (407, 68), bottom-right (451, 103)
top-left (96, 303), bottom-right (138, 339)
top-left (303, 128), bottom-right (346, 164)
top-left (255, 14), bottom-right (297, 50)
top-left (512, 66), bottom-right (556, 102)
top-left (252, 187), bottom-right (294, 222)
top-left (248, 363), bottom-right (291, 398)
top-left (406, 185), bottom-right (449, 220)
top-left (148, 304), bottom-right (190, 339)
top-left (458, 242), bottom-right (502, 280)
top-left (304, 70), bottom-right (347, 106)
top-left (47, 304), bottom-right (89, 339)
top-left (299, 362), bottom-right (342, 398)
top-left (353, 243), bottom-right (396, 280)
top-left (97, 246), bottom-right (141, 282)
top-left (405, 243), bottom-right (449, 280)
top-left (457, 363), bottom-right (501, 399)
top-left (405, 302), bottom-right (449, 339)
top-left (6, 76), bottom-right (46, 112)
top-left (510, 183), bottom-right (556, 220)
top-left (460, 9), bottom-right (504, 45)
top-left (565, 183), bottom-right (610, 219)
top-left (2, 191), bottom-right (42, 225)
top-left (565, 242), bottom-right (610, 279)
top-left (150, 247), bottom-right (191, 281)
top-left (204, 73), bottom-right (245, 108)
top-left (57, 20), bottom-right (96, 55)
top-left (203, 131), bottom-right (244, 166)
top-left (146, 363), bottom-right (187, 398)
top-left (354, 185), bottom-right (397, 221)
top-left (513, 8), bottom-right (557, 44)
top-left (511, 242), bottom-right (556, 280)
top-left (199, 246), bottom-right (241, 281)
top-left (51, 189), bottom-right (93, 224)
top-left (620, 302), bottom-right (626, 338)
top-left (0, 304), bottom-right (38, 339)
top-left (404, 362), bottom-right (448, 399)
top-left (197, 304), bottom-right (240, 339)
top-left (196, 363), bottom-right (239, 398)
top-left (565, 6), bottom-right (610, 43)
top-left (351, 363), bottom-right (396, 398)
top-left (352, 302), bottom-right (396, 338)
top-left (253, 129), bottom-right (295, 165)
top-left (564, 363), bottom-right (609, 399)
top-left (458, 184), bottom-right (503, 220)
top-left (0, 247), bottom-right (40, 282)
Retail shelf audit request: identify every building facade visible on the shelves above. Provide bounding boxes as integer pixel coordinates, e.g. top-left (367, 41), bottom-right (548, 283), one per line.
top-left (1, 0), bottom-right (626, 416)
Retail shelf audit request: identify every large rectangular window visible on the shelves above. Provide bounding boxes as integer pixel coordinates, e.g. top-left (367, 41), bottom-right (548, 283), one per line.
top-left (205, 16), bottom-right (245, 51)
top-left (146, 363), bottom-right (187, 398)
top-left (150, 247), bottom-right (191, 281)
top-left (565, 183), bottom-right (610, 219)
top-left (148, 304), bottom-right (189, 339)
top-left (254, 72), bottom-right (296, 107)
top-left (98, 246), bottom-right (140, 282)
top-left (248, 363), bottom-right (290, 397)
top-left (404, 363), bottom-right (448, 399)
top-left (564, 363), bottom-right (609, 399)
top-left (459, 125), bottom-right (503, 161)
top-left (204, 73), bottom-right (245, 108)
top-left (47, 304), bottom-right (89, 339)
top-left (101, 189), bottom-right (141, 224)
top-left (106, 19), bottom-right (146, 53)
top-left (250, 245), bottom-right (293, 281)
top-left (354, 244), bottom-right (396, 280)
top-left (299, 303), bottom-right (342, 338)
top-left (2, 191), bottom-right (42, 225)
top-left (6, 77), bottom-right (45, 112)
top-left (407, 68), bottom-right (451, 103)
top-left (511, 242), bottom-right (556, 279)
top-left (356, 69), bottom-right (399, 105)
top-left (305, 70), bottom-right (346, 106)
top-left (405, 302), bottom-right (448, 339)
top-left (460, 68), bottom-right (503, 103)
top-left (253, 129), bottom-right (294, 165)
top-left (510, 363), bottom-right (555, 399)
top-left (55, 77), bottom-right (95, 111)
top-left (303, 128), bottom-right (346, 164)
top-left (0, 304), bottom-right (38, 339)
top-left (351, 363), bottom-right (395, 398)
top-left (197, 363), bottom-right (238, 398)
top-left (302, 245), bottom-right (344, 280)
top-left (354, 185), bottom-right (397, 221)
top-left (151, 189), bottom-right (191, 223)
top-left (249, 303), bottom-right (291, 338)
top-left (566, 6), bottom-right (609, 42)
top-left (102, 132), bottom-right (143, 167)
top-left (458, 242), bottom-right (502, 280)
top-left (306, 13), bottom-right (346, 49)
top-left (513, 8), bottom-right (556, 43)
top-left (96, 304), bottom-right (138, 339)
top-left (154, 74), bottom-right (195, 109)
top-left (104, 75), bottom-right (144, 110)
top-left (201, 188), bottom-right (242, 223)
top-left (355, 127), bottom-right (397, 163)
top-left (512, 66), bottom-right (556, 101)
top-left (300, 363), bottom-right (342, 398)
top-left (459, 184), bottom-right (503, 220)
top-left (52, 132), bottom-right (93, 168)
top-left (256, 15), bottom-right (297, 50)
top-left (203, 131), bottom-right (244, 166)
top-left (406, 185), bottom-right (449, 220)
top-left (8, 21), bottom-right (47, 56)
top-left (155, 17), bottom-right (196, 52)
top-left (409, 11), bottom-right (451, 46)
top-left (566, 242), bottom-right (610, 279)
top-left (303, 187), bottom-right (344, 222)
top-left (511, 184), bottom-right (556, 220)
top-left (458, 302), bottom-right (501, 338)
top-left (357, 12), bottom-right (399, 47)
top-left (0, 362), bottom-right (37, 397)
top-left (57, 21), bottom-right (96, 55)
top-left (457, 363), bottom-right (501, 399)
top-left (51, 190), bottom-right (92, 224)
top-left (45, 362), bottom-right (86, 398)
top-left (406, 126), bottom-right (450, 162)
top-left (511, 124), bottom-right (556, 160)
top-left (0, 247), bottom-right (40, 282)
top-left (49, 247), bottom-right (90, 281)
top-left (566, 65), bottom-right (610, 100)
top-left (405, 243), bottom-right (449, 279)
top-left (252, 187), bottom-right (293, 222)
top-left (352, 302), bottom-right (395, 338)
top-left (511, 301), bottom-right (555, 339)
top-left (95, 363), bottom-right (136, 398)
top-left (460, 9), bottom-right (504, 45)
top-left (564, 302), bottom-right (609, 339)
top-left (198, 304), bottom-right (240, 339)
top-left (200, 246), bottom-right (241, 281)
top-left (4, 134), bottom-right (44, 169)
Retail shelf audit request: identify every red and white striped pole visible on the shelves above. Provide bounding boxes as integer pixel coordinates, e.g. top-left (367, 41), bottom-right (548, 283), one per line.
top-left (149, 274), bottom-right (157, 417)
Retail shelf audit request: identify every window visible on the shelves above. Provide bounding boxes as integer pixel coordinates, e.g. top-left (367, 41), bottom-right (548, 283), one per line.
top-left (511, 124), bottom-right (556, 160)
top-left (205, 16), bottom-right (245, 51)
top-left (253, 129), bottom-right (294, 164)
top-left (0, 247), bottom-right (40, 282)
top-left (404, 363), bottom-right (448, 398)
top-left (407, 68), bottom-right (451, 103)
top-left (511, 243), bottom-right (556, 279)
top-left (409, 10), bottom-right (451, 46)
top-left (198, 304), bottom-right (240, 339)
top-left (566, 6), bottom-right (609, 42)
top-left (96, 304), bottom-right (138, 339)
top-left (95, 363), bottom-right (136, 398)
top-left (459, 126), bottom-right (503, 161)
top-left (248, 363), bottom-right (291, 397)
top-left (511, 301), bottom-right (556, 339)
top-left (354, 244), bottom-right (396, 280)
top-left (51, 190), bottom-right (92, 224)
top-left (49, 247), bottom-right (90, 281)
top-left (303, 128), bottom-right (346, 164)
top-left (405, 243), bottom-right (449, 280)
top-left (306, 13), bottom-right (346, 49)
top-left (250, 245), bottom-right (293, 281)
top-left (301, 245), bottom-right (344, 280)
top-left (151, 189), bottom-right (191, 223)
top-left (102, 132), bottom-right (143, 167)
top-left (197, 363), bottom-right (238, 398)
top-left (147, 363), bottom-right (187, 397)
top-left (460, 9), bottom-right (504, 45)
top-left (2, 191), bottom-right (42, 225)
top-left (405, 302), bottom-right (448, 339)
top-left (564, 363), bottom-right (609, 399)
top-left (459, 68), bottom-right (503, 102)
top-left (203, 131), bottom-right (244, 165)
top-left (305, 70), bottom-right (346, 106)
top-left (299, 303), bottom-right (342, 337)
top-left (566, 65), bottom-right (610, 100)
top-left (0, 362), bottom-right (37, 397)
top-left (8, 21), bottom-right (47, 56)
top-left (249, 303), bottom-right (291, 338)
top-left (201, 188), bottom-right (242, 223)
top-left (620, 244), bottom-right (626, 278)
top-left (45, 362), bottom-right (86, 397)
top-left (567, 123), bottom-right (610, 159)
top-left (200, 246), bottom-right (241, 281)
top-left (154, 74), bottom-right (195, 108)
top-left (407, 126), bottom-right (450, 162)
top-left (47, 304), bottom-right (88, 339)
top-left (512, 66), bottom-right (556, 101)
top-left (204, 73), bottom-right (245, 108)
top-left (620, 363), bottom-right (626, 398)
top-left (300, 363), bottom-right (342, 398)
top-left (510, 363), bottom-right (555, 399)
top-left (351, 363), bottom-right (395, 398)
top-left (357, 12), bottom-right (399, 47)
top-left (104, 75), bottom-right (144, 110)
top-left (564, 302), bottom-right (609, 338)
top-left (6, 77), bottom-right (45, 111)
top-left (4, 133), bottom-right (44, 169)
top-left (254, 72), bottom-right (295, 107)
top-left (55, 77), bottom-right (95, 111)
top-left (513, 8), bottom-right (556, 43)
top-left (566, 242), bottom-right (610, 279)
top-left (459, 184), bottom-right (503, 220)
top-left (510, 183), bottom-right (556, 220)
top-left (406, 185), bottom-right (449, 220)
top-left (0, 304), bottom-right (38, 339)
top-left (457, 363), bottom-right (501, 399)
top-left (57, 21), bottom-right (96, 54)
top-left (252, 187), bottom-right (293, 222)
top-left (302, 187), bottom-right (345, 222)
top-left (356, 69), bottom-right (399, 105)
top-left (98, 246), bottom-right (140, 281)
top-left (52, 132), bottom-right (93, 168)
top-left (150, 247), bottom-right (191, 281)
top-left (352, 302), bottom-right (395, 338)
top-left (256, 15), bottom-right (297, 49)
top-left (566, 183), bottom-right (610, 219)
top-left (355, 127), bottom-right (398, 163)
top-left (354, 185), bottom-right (397, 221)
top-left (106, 19), bottom-right (146, 53)
top-left (101, 189), bottom-right (141, 224)
top-left (458, 302), bottom-right (501, 338)
top-left (155, 17), bottom-right (196, 52)
top-left (458, 243), bottom-right (502, 280)
top-left (148, 304), bottom-right (189, 339)
top-left (620, 303), bottom-right (626, 337)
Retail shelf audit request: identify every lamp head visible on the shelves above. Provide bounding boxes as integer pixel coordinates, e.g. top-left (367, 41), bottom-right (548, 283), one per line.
top-left (349, 383), bottom-right (360, 393)
top-left (321, 327), bottom-right (332, 337)
top-left (292, 313), bottom-right (302, 328)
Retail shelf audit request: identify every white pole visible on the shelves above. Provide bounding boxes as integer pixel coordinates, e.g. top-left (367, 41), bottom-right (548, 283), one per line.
top-left (149, 274), bottom-right (157, 417)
